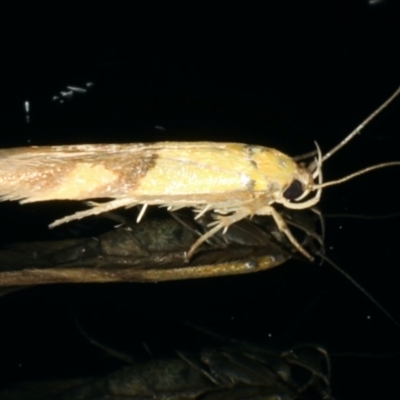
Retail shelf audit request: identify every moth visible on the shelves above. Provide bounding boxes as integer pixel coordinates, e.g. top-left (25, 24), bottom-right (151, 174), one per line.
top-left (0, 87), bottom-right (399, 261)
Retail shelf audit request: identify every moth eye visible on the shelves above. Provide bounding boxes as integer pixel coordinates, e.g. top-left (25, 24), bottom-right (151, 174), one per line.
top-left (283, 179), bottom-right (304, 200)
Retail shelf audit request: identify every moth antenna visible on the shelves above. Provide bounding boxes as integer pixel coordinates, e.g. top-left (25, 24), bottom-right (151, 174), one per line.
top-left (324, 211), bottom-right (400, 220)
top-left (305, 86), bottom-right (400, 174)
top-left (75, 319), bottom-right (134, 364)
top-left (322, 86), bottom-right (400, 163)
top-left (313, 162), bottom-right (400, 190)
top-left (295, 142), bottom-right (322, 202)
top-left (318, 252), bottom-right (400, 330)
top-left (311, 207), bottom-right (326, 253)
top-left (293, 149), bottom-right (318, 162)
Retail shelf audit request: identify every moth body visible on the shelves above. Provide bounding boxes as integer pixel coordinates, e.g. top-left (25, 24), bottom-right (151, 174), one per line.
top-left (0, 142), bottom-right (314, 258)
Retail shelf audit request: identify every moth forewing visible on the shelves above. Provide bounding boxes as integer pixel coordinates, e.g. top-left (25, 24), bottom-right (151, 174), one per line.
top-left (0, 142), bottom-right (295, 202)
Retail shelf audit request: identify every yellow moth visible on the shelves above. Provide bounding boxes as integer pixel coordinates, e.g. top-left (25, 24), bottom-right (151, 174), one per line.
top-left (0, 87), bottom-right (399, 261)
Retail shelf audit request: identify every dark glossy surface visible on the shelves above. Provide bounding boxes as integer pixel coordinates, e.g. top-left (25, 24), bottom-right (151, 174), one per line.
top-left (0, 208), bottom-right (315, 286)
top-left (0, 342), bottom-right (332, 399)
top-left (0, 2), bottom-right (399, 398)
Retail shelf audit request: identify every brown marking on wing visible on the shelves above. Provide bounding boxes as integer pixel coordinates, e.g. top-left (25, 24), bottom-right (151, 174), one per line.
top-left (0, 146), bottom-right (158, 202)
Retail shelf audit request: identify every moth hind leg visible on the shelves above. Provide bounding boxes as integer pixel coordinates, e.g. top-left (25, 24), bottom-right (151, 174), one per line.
top-left (49, 198), bottom-right (138, 228)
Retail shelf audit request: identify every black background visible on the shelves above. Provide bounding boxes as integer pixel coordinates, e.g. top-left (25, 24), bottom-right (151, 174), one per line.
top-left (0, 1), bottom-right (400, 398)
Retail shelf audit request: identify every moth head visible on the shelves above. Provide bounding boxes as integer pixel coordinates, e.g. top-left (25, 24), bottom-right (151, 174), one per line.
top-left (282, 167), bottom-right (315, 201)
top-left (280, 142), bottom-right (323, 210)
top-left (281, 138), bottom-right (400, 211)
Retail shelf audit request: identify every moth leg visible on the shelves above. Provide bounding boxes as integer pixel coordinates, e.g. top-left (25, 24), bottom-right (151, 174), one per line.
top-left (186, 208), bottom-right (251, 260)
top-left (194, 204), bottom-right (211, 220)
top-left (49, 198), bottom-right (138, 228)
top-left (136, 203), bottom-right (148, 223)
top-left (256, 205), bottom-right (314, 261)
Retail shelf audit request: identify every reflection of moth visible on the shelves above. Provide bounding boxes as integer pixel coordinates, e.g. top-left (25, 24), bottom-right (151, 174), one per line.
top-left (0, 208), bottom-right (318, 287)
top-left (0, 340), bottom-right (332, 399)
top-left (0, 87), bottom-right (399, 260)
